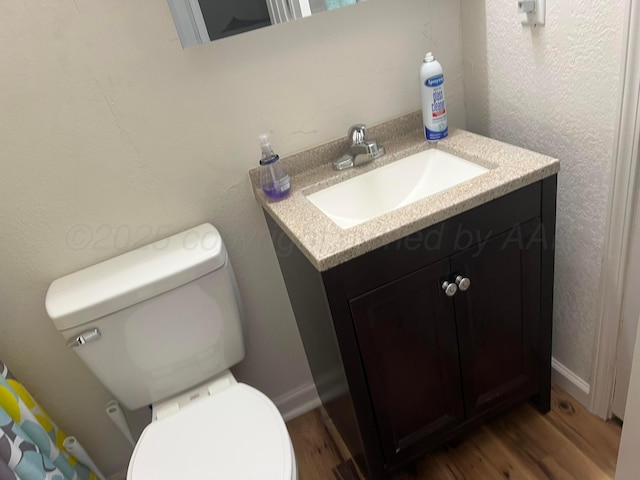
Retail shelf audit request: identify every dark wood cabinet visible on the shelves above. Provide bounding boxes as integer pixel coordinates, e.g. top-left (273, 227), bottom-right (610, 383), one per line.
top-left (265, 177), bottom-right (556, 479)
top-left (452, 219), bottom-right (541, 418)
top-left (350, 258), bottom-right (464, 461)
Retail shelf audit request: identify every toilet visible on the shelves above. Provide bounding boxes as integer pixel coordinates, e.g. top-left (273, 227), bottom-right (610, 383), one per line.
top-left (45, 223), bottom-right (297, 479)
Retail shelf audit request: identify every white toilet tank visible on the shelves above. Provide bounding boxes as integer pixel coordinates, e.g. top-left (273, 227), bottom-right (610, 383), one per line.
top-left (46, 224), bottom-right (245, 410)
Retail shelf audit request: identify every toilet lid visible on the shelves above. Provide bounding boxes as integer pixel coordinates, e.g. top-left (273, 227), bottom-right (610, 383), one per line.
top-left (128, 383), bottom-right (294, 480)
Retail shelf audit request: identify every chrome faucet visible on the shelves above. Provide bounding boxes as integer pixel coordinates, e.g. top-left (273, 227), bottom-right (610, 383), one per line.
top-left (333, 124), bottom-right (385, 171)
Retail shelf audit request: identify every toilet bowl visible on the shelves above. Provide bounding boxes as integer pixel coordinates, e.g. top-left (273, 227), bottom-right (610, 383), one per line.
top-left (45, 224), bottom-right (297, 479)
top-left (129, 378), bottom-right (297, 479)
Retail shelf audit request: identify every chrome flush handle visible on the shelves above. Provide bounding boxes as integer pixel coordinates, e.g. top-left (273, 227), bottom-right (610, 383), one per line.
top-left (66, 328), bottom-right (102, 348)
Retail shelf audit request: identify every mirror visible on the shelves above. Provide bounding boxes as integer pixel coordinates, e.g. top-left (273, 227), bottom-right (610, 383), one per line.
top-left (167, 0), bottom-right (366, 48)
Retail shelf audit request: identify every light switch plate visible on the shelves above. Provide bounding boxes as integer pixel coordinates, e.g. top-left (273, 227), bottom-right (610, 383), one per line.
top-left (519, 0), bottom-right (545, 26)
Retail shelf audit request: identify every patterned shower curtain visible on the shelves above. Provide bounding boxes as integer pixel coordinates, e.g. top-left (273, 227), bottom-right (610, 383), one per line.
top-left (0, 360), bottom-right (97, 480)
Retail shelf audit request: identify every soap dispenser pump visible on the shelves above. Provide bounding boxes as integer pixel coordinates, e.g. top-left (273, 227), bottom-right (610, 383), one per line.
top-left (259, 134), bottom-right (290, 200)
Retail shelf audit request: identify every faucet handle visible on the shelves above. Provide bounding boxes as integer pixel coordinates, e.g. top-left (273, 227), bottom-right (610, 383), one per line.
top-left (348, 124), bottom-right (367, 145)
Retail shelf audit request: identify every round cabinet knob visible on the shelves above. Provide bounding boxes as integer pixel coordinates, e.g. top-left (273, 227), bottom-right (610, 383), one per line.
top-left (455, 275), bottom-right (471, 291)
top-left (442, 281), bottom-right (458, 297)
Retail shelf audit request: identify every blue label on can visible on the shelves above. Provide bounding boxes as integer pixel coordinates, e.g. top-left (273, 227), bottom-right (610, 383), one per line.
top-left (425, 125), bottom-right (449, 141)
top-left (425, 74), bottom-right (444, 87)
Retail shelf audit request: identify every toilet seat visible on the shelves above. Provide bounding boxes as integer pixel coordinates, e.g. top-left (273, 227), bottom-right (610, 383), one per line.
top-left (128, 383), bottom-right (295, 480)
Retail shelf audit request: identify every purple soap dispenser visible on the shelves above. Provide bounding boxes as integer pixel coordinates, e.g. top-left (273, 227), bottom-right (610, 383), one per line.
top-left (259, 134), bottom-right (290, 200)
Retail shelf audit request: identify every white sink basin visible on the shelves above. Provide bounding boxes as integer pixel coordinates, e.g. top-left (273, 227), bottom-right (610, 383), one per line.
top-left (306, 149), bottom-right (490, 229)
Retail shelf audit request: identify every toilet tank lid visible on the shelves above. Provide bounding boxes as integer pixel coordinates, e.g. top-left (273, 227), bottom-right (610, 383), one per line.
top-left (46, 223), bottom-right (227, 331)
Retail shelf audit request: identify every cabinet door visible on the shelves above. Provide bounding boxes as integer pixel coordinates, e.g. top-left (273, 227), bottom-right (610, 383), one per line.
top-left (451, 219), bottom-right (541, 417)
top-left (349, 259), bottom-right (464, 462)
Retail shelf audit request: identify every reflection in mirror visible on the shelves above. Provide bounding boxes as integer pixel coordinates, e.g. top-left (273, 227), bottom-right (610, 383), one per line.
top-left (167, 0), bottom-right (365, 48)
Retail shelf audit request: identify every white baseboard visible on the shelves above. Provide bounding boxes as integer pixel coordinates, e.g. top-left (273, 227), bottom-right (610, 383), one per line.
top-left (551, 357), bottom-right (591, 407)
top-left (273, 381), bottom-right (321, 421)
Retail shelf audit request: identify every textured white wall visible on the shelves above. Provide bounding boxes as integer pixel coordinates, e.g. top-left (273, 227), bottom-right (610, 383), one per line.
top-left (0, 0), bottom-right (464, 475)
top-left (461, 0), bottom-right (626, 381)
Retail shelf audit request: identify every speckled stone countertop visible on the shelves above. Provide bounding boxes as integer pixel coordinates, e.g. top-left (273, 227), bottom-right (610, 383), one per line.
top-left (249, 112), bottom-right (560, 271)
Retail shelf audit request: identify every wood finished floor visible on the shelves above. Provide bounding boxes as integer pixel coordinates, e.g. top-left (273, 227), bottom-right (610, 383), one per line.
top-left (286, 385), bottom-right (622, 480)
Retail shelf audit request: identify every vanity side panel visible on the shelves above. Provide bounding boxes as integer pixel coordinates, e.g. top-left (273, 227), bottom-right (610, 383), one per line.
top-left (537, 174), bottom-right (557, 412)
top-left (263, 212), bottom-right (386, 479)
top-left (321, 267), bottom-right (388, 478)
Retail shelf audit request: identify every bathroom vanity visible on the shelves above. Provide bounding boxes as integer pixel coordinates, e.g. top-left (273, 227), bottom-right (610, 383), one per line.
top-left (250, 113), bottom-right (559, 479)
